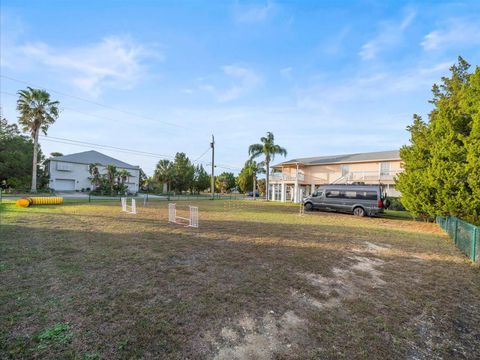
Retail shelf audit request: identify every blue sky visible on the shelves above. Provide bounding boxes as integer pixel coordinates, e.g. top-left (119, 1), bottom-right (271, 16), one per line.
top-left (1, 0), bottom-right (479, 176)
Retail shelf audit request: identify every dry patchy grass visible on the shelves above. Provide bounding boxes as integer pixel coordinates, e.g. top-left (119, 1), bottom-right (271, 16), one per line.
top-left (0, 200), bottom-right (479, 359)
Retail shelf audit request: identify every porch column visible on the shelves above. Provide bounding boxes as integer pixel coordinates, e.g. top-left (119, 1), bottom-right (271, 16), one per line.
top-left (294, 162), bottom-right (299, 203)
top-left (272, 184), bottom-right (276, 201)
top-left (281, 182), bottom-right (285, 202)
top-left (311, 183), bottom-right (315, 195)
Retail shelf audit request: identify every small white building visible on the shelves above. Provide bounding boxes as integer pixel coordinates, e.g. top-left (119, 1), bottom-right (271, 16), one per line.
top-left (46, 150), bottom-right (140, 193)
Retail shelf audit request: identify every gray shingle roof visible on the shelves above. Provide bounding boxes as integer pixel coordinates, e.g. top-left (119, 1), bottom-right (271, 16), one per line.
top-left (49, 150), bottom-right (139, 170)
top-left (273, 150), bottom-right (400, 167)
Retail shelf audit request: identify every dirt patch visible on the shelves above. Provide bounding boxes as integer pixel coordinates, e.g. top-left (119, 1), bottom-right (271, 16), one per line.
top-left (295, 255), bottom-right (386, 310)
top-left (351, 241), bottom-right (391, 254)
top-left (212, 311), bottom-right (305, 360)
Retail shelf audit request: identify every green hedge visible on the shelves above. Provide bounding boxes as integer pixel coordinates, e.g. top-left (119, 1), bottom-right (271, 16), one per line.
top-left (388, 197), bottom-right (406, 211)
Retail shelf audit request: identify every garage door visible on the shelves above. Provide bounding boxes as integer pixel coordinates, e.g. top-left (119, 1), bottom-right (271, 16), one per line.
top-left (55, 179), bottom-right (76, 191)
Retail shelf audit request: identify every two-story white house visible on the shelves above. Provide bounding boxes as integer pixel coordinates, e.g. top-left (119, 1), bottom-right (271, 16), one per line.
top-left (46, 150), bottom-right (140, 193)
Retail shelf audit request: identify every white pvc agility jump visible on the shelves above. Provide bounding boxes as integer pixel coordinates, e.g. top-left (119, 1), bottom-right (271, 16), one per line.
top-left (121, 197), bottom-right (137, 214)
top-left (168, 203), bottom-right (199, 228)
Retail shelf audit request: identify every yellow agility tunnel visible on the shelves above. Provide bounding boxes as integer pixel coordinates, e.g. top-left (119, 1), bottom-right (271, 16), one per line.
top-left (31, 197), bottom-right (64, 205)
top-left (16, 197), bottom-right (64, 207)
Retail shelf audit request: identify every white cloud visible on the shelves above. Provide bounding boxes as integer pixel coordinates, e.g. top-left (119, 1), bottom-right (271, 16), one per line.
top-left (294, 60), bottom-right (452, 110)
top-left (359, 9), bottom-right (416, 60)
top-left (421, 19), bottom-right (480, 51)
top-left (280, 67), bottom-right (293, 79)
top-left (4, 35), bottom-right (161, 97)
top-left (200, 64), bottom-right (260, 102)
top-left (233, 1), bottom-right (276, 24)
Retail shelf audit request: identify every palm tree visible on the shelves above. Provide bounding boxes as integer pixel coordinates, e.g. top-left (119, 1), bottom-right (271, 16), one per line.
top-left (88, 163), bottom-right (102, 189)
top-left (248, 132), bottom-right (287, 200)
top-left (17, 87), bottom-right (60, 192)
top-left (154, 159), bottom-right (174, 193)
top-left (117, 169), bottom-right (132, 191)
top-left (244, 159), bottom-right (265, 200)
top-left (106, 165), bottom-right (117, 194)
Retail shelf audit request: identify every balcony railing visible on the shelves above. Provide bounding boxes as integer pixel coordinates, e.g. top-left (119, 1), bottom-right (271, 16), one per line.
top-left (333, 169), bottom-right (403, 184)
top-left (270, 172), bottom-right (305, 181)
top-left (271, 169), bottom-right (402, 184)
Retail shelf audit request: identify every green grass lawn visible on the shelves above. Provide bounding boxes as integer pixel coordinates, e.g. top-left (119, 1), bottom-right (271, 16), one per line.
top-left (1, 200), bottom-right (479, 359)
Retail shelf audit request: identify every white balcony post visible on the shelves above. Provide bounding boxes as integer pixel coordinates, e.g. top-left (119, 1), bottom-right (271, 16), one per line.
top-left (281, 182), bottom-right (285, 202)
top-left (294, 162), bottom-right (299, 203)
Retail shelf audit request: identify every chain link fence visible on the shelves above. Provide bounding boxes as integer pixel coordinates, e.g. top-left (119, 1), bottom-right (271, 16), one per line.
top-left (0, 188), bottom-right (247, 205)
top-left (437, 216), bottom-right (479, 263)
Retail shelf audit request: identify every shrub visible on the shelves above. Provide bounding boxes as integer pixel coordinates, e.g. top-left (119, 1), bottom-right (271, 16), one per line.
top-left (388, 197), bottom-right (406, 211)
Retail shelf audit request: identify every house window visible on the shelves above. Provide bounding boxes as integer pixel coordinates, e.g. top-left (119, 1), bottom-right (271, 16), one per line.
top-left (56, 162), bottom-right (72, 171)
top-left (341, 165), bottom-right (349, 177)
top-left (380, 162), bottom-right (390, 176)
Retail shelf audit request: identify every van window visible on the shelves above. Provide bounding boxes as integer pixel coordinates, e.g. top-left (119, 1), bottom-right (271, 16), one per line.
top-left (357, 191), bottom-right (377, 200)
top-left (345, 191), bottom-right (357, 198)
top-left (326, 190), bottom-right (342, 198)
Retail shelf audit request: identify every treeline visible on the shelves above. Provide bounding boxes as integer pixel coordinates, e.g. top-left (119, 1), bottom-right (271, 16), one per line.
top-left (151, 153), bottom-right (211, 194)
top-left (0, 117), bottom-right (48, 190)
top-left (149, 152), bottom-right (266, 195)
top-left (397, 57), bottom-right (480, 225)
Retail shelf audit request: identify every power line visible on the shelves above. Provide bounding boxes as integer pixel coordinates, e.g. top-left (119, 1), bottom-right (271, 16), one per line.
top-left (0, 74), bottom-right (195, 131)
top-left (192, 147), bottom-right (211, 162)
top-left (1, 78), bottom-right (243, 171)
top-left (1, 90), bottom-right (192, 139)
top-left (38, 135), bottom-right (241, 171)
top-left (39, 135), bottom-right (176, 160)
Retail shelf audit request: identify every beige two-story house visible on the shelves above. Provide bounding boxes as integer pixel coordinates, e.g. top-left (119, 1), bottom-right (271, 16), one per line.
top-left (269, 150), bottom-right (402, 202)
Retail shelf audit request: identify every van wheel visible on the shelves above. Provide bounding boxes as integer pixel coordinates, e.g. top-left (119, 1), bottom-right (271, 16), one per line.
top-left (304, 203), bottom-right (313, 211)
top-left (353, 207), bottom-right (365, 217)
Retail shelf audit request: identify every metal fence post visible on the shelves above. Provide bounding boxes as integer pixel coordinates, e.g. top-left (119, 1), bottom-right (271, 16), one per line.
top-left (472, 227), bottom-right (478, 262)
top-left (454, 217), bottom-right (458, 245)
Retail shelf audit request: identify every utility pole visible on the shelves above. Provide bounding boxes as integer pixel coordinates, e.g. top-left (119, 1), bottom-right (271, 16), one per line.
top-left (210, 134), bottom-right (215, 199)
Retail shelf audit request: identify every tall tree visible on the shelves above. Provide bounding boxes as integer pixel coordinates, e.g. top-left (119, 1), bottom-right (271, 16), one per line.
top-left (138, 168), bottom-right (149, 190)
top-left (257, 178), bottom-right (266, 196)
top-left (215, 172), bottom-right (236, 193)
top-left (192, 164), bottom-right (210, 194)
top-left (106, 165), bottom-right (118, 194)
top-left (237, 159), bottom-right (265, 199)
top-left (236, 166), bottom-right (253, 194)
top-left (248, 132), bottom-right (287, 200)
top-left (88, 163), bottom-right (103, 189)
top-left (154, 159), bottom-right (174, 193)
top-left (396, 57), bottom-right (480, 224)
top-left (171, 153), bottom-right (194, 193)
top-left (465, 66), bottom-right (480, 222)
top-left (16, 87), bottom-right (59, 192)
top-left (0, 117), bottom-right (40, 189)
top-left (117, 169), bottom-right (132, 190)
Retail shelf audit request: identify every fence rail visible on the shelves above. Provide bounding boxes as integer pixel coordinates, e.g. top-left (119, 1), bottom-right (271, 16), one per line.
top-left (0, 189), bottom-right (247, 204)
top-left (437, 216), bottom-right (479, 263)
